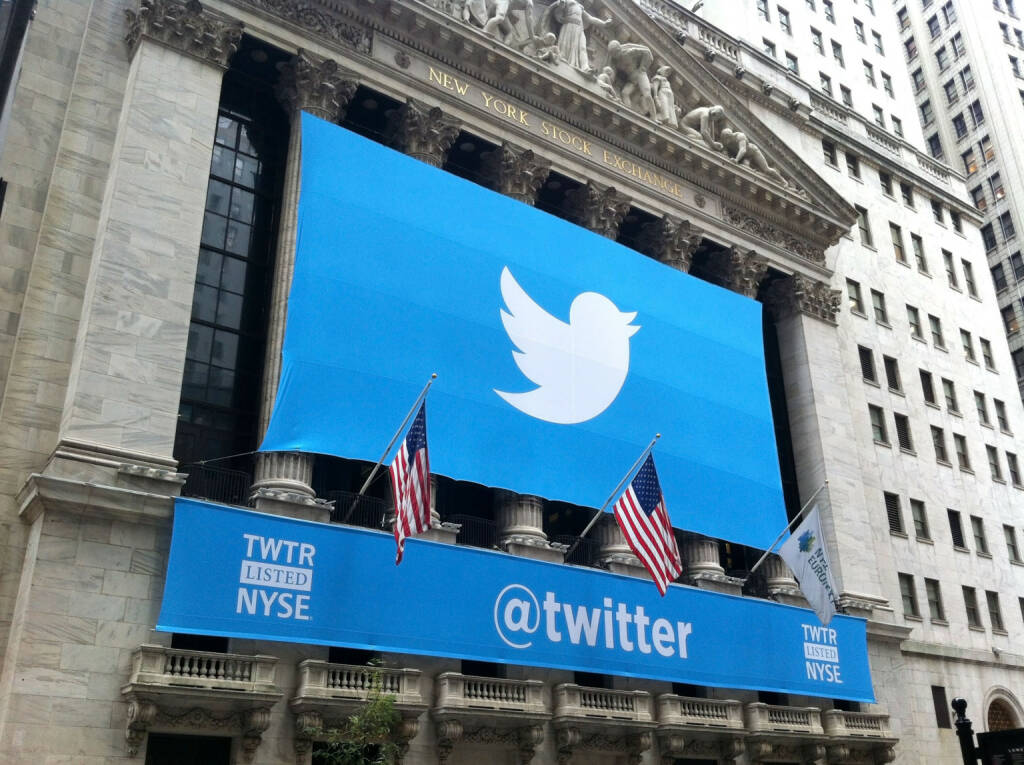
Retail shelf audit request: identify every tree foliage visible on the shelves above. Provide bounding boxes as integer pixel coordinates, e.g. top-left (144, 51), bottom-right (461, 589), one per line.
top-left (311, 675), bottom-right (403, 765)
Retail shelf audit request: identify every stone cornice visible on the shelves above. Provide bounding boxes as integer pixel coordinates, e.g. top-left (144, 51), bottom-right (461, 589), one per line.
top-left (125, 0), bottom-right (243, 69)
top-left (220, 0), bottom-right (372, 55)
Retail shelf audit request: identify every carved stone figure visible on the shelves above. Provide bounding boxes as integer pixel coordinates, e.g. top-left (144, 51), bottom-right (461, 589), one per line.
top-left (680, 104), bottom-right (725, 151)
top-left (464, 0), bottom-right (538, 48)
top-left (651, 65), bottom-right (677, 127)
top-left (596, 65), bottom-right (619, 100)
top-left (542, 0), bottom-right (612, 72)
top-left (606, 40), bottom-right (656, 120)
top-left (535, 32), bottom-right (560, 62)
top-left (719, 126), bottom-right (789, 187)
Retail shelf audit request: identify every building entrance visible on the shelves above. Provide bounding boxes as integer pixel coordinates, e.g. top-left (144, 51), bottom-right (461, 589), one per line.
top-left (144, 733), bottom-right (231, 765)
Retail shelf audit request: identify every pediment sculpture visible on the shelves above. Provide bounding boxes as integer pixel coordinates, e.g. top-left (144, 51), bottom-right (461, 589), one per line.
top-left (444, 0), bottom-right (800, 193)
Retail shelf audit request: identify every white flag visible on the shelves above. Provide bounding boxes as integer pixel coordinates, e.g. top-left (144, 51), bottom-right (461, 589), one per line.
top-left (778, 505), bottom-right (839, 625)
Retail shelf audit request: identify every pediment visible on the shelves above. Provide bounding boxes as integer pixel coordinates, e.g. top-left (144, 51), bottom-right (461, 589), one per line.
top-left (237, 0), bottom-right (856, 265)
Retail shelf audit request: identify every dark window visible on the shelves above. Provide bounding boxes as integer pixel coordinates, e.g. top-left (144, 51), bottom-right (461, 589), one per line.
top-left (899, 572), bottom-right (920, 616)
top-left (933, 686), bottom-right (952, 728)
top-left (884, 356), bottom-right (902, 390)
top-left (948, 509), bottom-right (966, 548)
top-left (859, 346), bottom-right (877, 381)
top-left (885, 491), bottom-right (905, 533)
top-left (145, 734), bottom-right (232, 765)
top-left (894, 413), bottom-right (914, 451)
top-left (921, 370), bottom-right (937, 404)
top-left (911, 499), bottom-right (930, 539)
top-left (170, 633), bottom-right (229, 653)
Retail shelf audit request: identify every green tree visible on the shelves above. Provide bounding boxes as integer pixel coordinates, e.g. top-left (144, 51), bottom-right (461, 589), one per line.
top-left (310, 677), bottom-right (402, 765)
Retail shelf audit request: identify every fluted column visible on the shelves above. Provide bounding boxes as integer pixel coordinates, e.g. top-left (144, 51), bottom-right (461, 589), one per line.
top-left (494, 490), bottom-right (565, 563)
top-left (595, 515), bottom-right (650, 579)
top-left (763, 553), bottom-right (803, 605)
top-left (251, 51), bottom-right (359, 516)
top-left (683, 534), bottom-right (743, 594)
top-left (636, 215), bottom-right (703, 272)
top-left (480, 141), bottom-right (551, 204)
top-left (566, 181), bottom-right (632, 239)
top-left (387, 98), bottom-right (461, 167)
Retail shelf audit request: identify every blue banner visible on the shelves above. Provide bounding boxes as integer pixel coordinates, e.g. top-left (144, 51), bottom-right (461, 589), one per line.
top-left (260, 112), bottom-right (787, 550)
top-left (159, 499), bottom-right (874, 702)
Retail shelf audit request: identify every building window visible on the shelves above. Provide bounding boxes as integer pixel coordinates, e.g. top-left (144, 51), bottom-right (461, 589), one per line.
top-left (820, 72), bottom-right (833, 95)
top-left (892, 116), bottom-right (904, 136)
top-left (779, 6), bottom-right (792, 33)
top-left (857, 205), bottom-right (874, 246)
top-left (869, 404), bottom-right (889, 444)
top-left (933, 686), bottom-right (953, 728)
top-left (880, 171), bottom-right (894, 196)
top-left (961, 330), bottom-right (976, 362)
top-left (994, 398), bottom-right (1011, 432)
top-left (873, 31), bottom-right (884, 53)
top-left (858, 346), bottom-right (877, 382)
top-left (969, 99), bottom-right (985, 126)
top-left (812, 27), bottom-right (824, 53)
top-left (883, 355), bottom-right (902, 391)
top-left (944, 79), bottom-right (959, 105)
top-left (933, 426), bottom-right (949, 463)
top-left (912, 234), bottom-right (928, 272)
top-left (1007, 452), bottom-right (1022, 487)
top-left (763, 38), bottom-right (778, 57)
top-left (786, 52), bottom-right (800, 74)
top-left (954, 434), bottom-right (971, 471)
top-left (927, 133), bottom-right (942, 158)
top-left (758, 0), bottom-right (771, 20)
top-left (962, 260), bottom-right (978, 296)
top-left (898, 7), bottom-right (910, 30)
top-left (1015, 349), bottom-right (1024, 383)
top-left (948, 508), bottom-right (966, 547)
top-left (953, 114), bottom-right (969, 140)
top-left (1012, 252), bottom-right (1024, 281)
top-left (1012, 55), bottom-right (1022, 77)
top-left (873, 104), bottom-right (886, 127)
top-left (863, 60), bottom-right (876, 86)
top-left (866, 0), bottom-right (875, 15)
top-left (927, 14), bottom-right (941, 38)
top-left (885, 492), bottom-right (904, 533)
top-left (870, 289), bottom-right (887, 323)
top-left (822, 138), bottom-right (838, 165)
top-left (962, 148), bottom-right (977, 174)
top-left (921, 369), bottom-right (936, 404)
top-left (824, 0), bottom-right (835, 22)
top-left (975, 391), bottom-right (991, 425)
top-left (988, 445), bottom-right (1005, 481)
top-left (894, 413), bottom-right (914, 451)
top-left (936, 46), bottom-right (949, 71)
top-left (912, 68), bottom-right (925, 92)
top-left (847, 279), bottom-right (865, 313)
top-left (911, 499), bottom-right (931, 540)
top-left (832, 39), bottom-right (844, 66)
top-left (971, 185), bottom-right (987, 211)
top-left (1002, 305), bottom-right (1019, 334)
top-left (1000, 211), bottom-right (1016, 240)
top-left (928, 314), bottom-right (944, 348)
top-left (943, 250), bottom-right (958, 288)
top-left (905, 37), bottom-right (918, 61)
top-left (900, 182), bottom-right (915, 207)
top-left (882, 72), bottom-right (894, 97)
top-left (841, 85), bottom-right (854, 106)
top-left (992, 173), bottom-right (1007, 202)
top-left (982, 223), bottom-right (997, 251)
top-left (908, 305), bottom-right (923, 339)
top-left (898, 573), bottom-right (919, 617)
top-left (854, 18), bottom-right (865, 42)
top-left (925, 578), bottom-right (945, 621)
top-left (932, 200), bottom-right (944, 224)
top-left (961, 65), bottom-right (975, 90)
top-left (951, 30), bottom-right (964, 56)
top-left (987, 591), bottom-right (1005, 631)
top-left (951, 210), bottom-right (963, 232)
top-left (941, 378), bottom-right (959, 412)
top-left (981, 338), bottom-right (996, 370)
top-left (846, 152), bottom-right (861, 178)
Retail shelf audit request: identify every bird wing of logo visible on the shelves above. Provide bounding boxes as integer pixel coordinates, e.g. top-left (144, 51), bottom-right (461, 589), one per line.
top-left (494, 266), bottom-right (639, 425)
top-left (798, 530), bottom-right (815, 553)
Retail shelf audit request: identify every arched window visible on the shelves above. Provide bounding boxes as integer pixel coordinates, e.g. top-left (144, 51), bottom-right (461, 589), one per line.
top-left (988, 699), bottom-right (1018, 731)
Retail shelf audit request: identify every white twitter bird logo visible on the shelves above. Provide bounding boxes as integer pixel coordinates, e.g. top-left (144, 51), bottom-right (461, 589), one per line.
top-left (494, 266), bottom-right (640, 424)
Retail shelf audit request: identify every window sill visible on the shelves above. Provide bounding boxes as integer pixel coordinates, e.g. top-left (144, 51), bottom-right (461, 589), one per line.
top-left (993, 477), bottom-right (1007, 485)
top-left (953, 545), bottom-right (970, 553)
top-left (1000, 428), bottom-right (1014, 436)
top-left (912, 335), bottom-right (927, 344)
top-left (889, 387), bottom-right (905, 396)
top-left (993, 628), bottom-right (1009, 636)
top-left (874, 439), bottom-right (892, 448)
top-left (925, 401), bottom-right (941, 409)
top-left (864, 378), bottom-right (881, 388)
top-left (899, 447), bottom-right (917, 456)
top-left (1012, 482), bottom-right (1024, 491)
top-left (937, 459), bottom-right (953, 468)
top-left (930, 619), bottom-right (949, 626)
top-left (919, 269), bottom-right (932, 278)
top-left (863, 243), bottom-right (878, 252)
top-left (976, 550), bottom-right (991, 559)
top-left (958, 466), bottom-right (974, 475)
top-left (904, 613), bottom-right (923, 622)
top-left (949, 409), bottom-right (962, 418)
top-left (897, 259), bottom-right (911, 268)
top-left (966, 358), bottom-right (979, 367)
top-left (1011, 559), bottom-right (1024, 567)
top-left (934, 344), bottom-right (948, 353)
top-left (890, 530), bottom-right (909, 539)
top-left (968, 625), bottom-right (986, 633)
top-left (916, 536), bottom-right (934, 545)
top-left (875, 319), bottom-right (891, 329)
top-left (981, 422), bottom-right (994, 430)
top-left (969, 294), bottom-right (982, 302)
top-left (851, 309), bottom-right (868, 319)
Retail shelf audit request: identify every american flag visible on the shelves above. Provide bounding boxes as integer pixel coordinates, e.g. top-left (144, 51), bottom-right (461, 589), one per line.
top-left (390, 403), bottom-right (431, 565)
top-left (612, 454), bottom-right (683, 595)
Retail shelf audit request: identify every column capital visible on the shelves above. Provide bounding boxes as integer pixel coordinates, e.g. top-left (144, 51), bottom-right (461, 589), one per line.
top-left (387, 98), bottom-right (461, 167)
top-left (704, 247), bottom-right (769, 298)
top-left (275, 50), bottom-right (359, 123)
top-left (637, 215), bottom-right (702, 272)
top-left (763, 273), bottom-right (841, 325)
top-left (566, 181), bottom-right (632, 239)
top-left (480, 141), bottom-right (552, 205)
top-left (125, 0), bottom-right (242, 69)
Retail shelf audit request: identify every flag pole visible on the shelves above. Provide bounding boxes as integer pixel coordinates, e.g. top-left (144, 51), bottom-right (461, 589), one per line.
top-left (340, 374), bottom-right (437, 525)
top-left (744, 480), bottom-right (829, 580)
top-left (563, 434), bottom-right (661, 561)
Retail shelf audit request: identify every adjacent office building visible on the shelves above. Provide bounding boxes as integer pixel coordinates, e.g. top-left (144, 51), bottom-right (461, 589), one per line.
top-left (0, 0), bottom-right (1021, 763)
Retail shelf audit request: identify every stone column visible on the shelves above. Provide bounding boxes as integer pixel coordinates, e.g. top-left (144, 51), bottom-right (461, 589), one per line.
top-left (494, 490), bottom-right (565, 563)
top-left (50, 0), bottom-right (240, 484)
top-left (387, 98), bottom-right (461, 168)
top-left (250, 50), bottom-right (359, 519)
top-left (762, 553), bottom-right (803, 605)
top-left (683, 533), bottom-right (742, 594)
top-left (480, 141), bottom-right (551, 204)
top-left (704, 247), bottom-right (770, 298)
top-left (636, 214), bottom-right (703, 272)
top-left (595, 515), bottom-right (650, 579)
top-left (566, 181), bottom-right (632, 239)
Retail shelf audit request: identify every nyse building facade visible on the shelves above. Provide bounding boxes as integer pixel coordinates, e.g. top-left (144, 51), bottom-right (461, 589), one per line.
top-left (0, 1), bottom-right (1021, 763)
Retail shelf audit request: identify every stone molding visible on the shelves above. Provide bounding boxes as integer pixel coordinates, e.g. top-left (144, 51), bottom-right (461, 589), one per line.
top-left (703, 247), bottom-right (769, 298)
top-left (228, 0), bottom-right (372, 53)
top-left (125, 0), bottom-right (243, 69)
top-left (435, 720), bottom-right (544, 765)
top-left (566, 181), bottom-right (632, 239)
top-left (763, 273), bottom-right (841, 326)
top-left (480, 141), bottom-right (552, 205)
top-left (555, 726), bottom-right (653, 765)
top-left (636, 215), bottom-right (702, 272)
top-left (722, 204), bottom-right (826, 265)
top-left (387, 98), bottom-right (462, 167)
top-left (275, 49), bottom-right (360, 122)
top-left (658, 733), bottom-right (746, 765)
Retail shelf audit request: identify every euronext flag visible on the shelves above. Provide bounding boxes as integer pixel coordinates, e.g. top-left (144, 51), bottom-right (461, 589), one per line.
top-left (778, 506), bottom-right (839, 625)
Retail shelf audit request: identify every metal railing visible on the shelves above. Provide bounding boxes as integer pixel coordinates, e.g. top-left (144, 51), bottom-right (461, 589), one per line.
top-left (328, 490), bottom-right (390, 530)
top-left (552, 534), bottom-right (598, 567)
top-left (447, 514), bottom-right (497, 548)
top-left (180, 464), bottom-right (251, 506)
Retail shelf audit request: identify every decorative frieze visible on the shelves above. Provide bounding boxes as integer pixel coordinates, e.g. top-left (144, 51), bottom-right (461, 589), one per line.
top-left (555, 724), bottom-right (653, 765)
top-left (125, 0), bottom-right (242, 69)
top-left (275, 49), bottom-right (359, 122)
top-left (480, 141), bottom-right (552, 205)
top-left (230, 0), bottom-right (372, 53)
top-left (387, 98), bottom-right (462, 167)
top-left (722, 205), bottom-right (826, 264)
top-left (763, 273), bottom-right (841, 325)
top-left (566, 181), bottom-right (632, 239)
top-left (636, 215), bottom-right (702, 272)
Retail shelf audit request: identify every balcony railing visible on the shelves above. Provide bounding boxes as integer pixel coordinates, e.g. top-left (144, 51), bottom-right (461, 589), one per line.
top-left (435, 672), bottom-right (545, 715)
top-left (125, 644), bottom-right (280, 695)
top-left (327, 490), bottom-right (390, 530)
top-left (446, 514), bottom-right (498, 549)
top-left (656, 694), bottom-right (744, 729)
top-left (293, 660), bottom-right (425, 707)
top-left (554, 684), bottom-right (654, 723)
top-left (180, 464), bottom-right (251, 506)
top-left (745, 702), bottom-right (823, 735)
top-left (822, 709), bottom-right (892, 739)
top-left (551, 534), bottom-right (599, 567)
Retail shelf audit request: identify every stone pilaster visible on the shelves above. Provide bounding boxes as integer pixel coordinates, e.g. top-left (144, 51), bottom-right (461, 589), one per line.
top-left (763, 272), bottom-right (841, 325)
top-left (494, 490), bottom-right (566, 563)
top-left (683, 534), bottom-right (742, 595)
top-left (704, 247), bottom-right (770, 298)
top-left (480, 141), bottom-right (552, 204)
top-left (252, 51), bottom-right (360, 515)
top-left (595, 515), bottom-right (650, 579)
top-left (636, 215), bottom-right (703, 272)
top-left (566, 181), bottom-right (632, 239)
top-left (125, 0), bottom-right (242, 69)
top-left (387, 98), bottom-right (461, 167)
